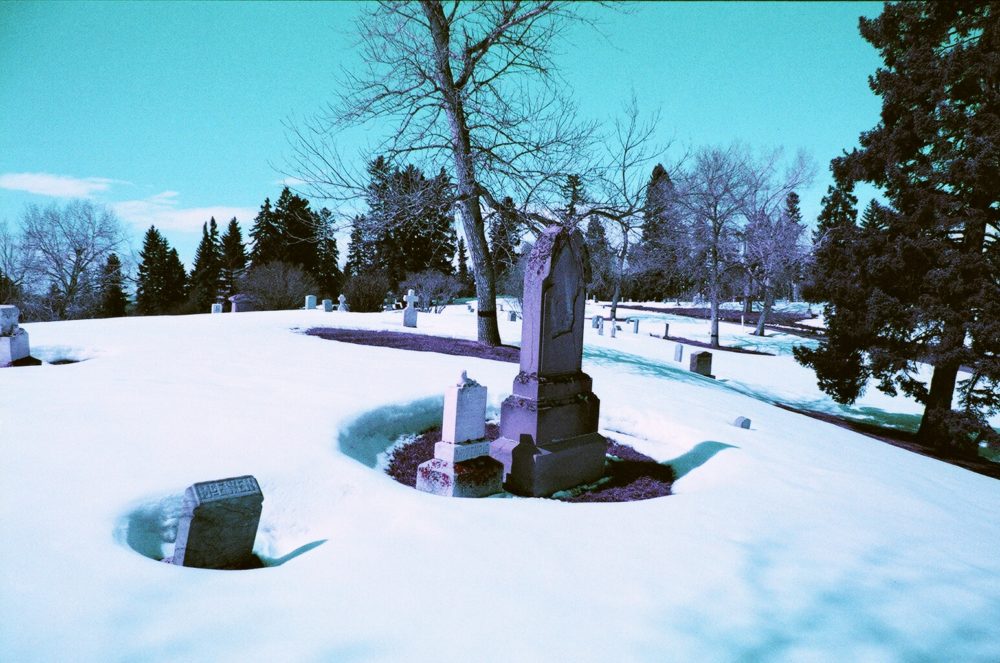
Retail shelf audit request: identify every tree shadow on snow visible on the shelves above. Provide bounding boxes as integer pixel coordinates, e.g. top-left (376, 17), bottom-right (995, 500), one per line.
top-left (337, 396), bottom-right (445, 468)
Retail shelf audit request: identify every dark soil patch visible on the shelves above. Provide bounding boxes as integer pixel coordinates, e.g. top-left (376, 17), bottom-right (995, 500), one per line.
top-left (3, 355), bottom-right (42, 367)
top-left (772, 402), bottom-right (1000, 480)
top-left (616, 304), bottom-right (824, 338)
top-left (306, 328), bottom-right (519, 363)
top-left (386, 426), bottom-right (674, 502)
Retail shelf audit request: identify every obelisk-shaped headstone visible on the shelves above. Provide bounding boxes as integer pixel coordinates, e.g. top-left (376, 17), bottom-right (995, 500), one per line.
top-left (489, 226), bottom-right (606, 496)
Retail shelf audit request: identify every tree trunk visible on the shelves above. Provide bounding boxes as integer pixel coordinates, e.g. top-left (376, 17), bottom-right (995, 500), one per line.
top-left (916, 362), bottom-right (959, 447)
top-left (609, 235), bottom-right (629, 321)
top-left (709, 243), bottom-right (720, 348)
top-left (422, 0), bottom-right (501, 346)
top-left (753, 282), bottom-right (772, 336)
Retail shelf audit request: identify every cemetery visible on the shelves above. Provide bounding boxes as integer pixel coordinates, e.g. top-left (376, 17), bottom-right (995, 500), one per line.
top-left (2, 2), bottom-right (999, 661)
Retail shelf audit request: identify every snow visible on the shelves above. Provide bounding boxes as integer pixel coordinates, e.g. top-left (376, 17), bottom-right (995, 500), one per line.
top-left (2, 305), bottom-right (998, 662)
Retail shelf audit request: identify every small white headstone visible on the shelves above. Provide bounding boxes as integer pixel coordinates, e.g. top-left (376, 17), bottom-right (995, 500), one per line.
top-left (305, 295), bottom-right (317, 310)
top-left (733, 416), bottom-right (751, 429)
top-left (403, 289), bottom-right (419, 328)
top-left (440, 371), bottom-right (487, 445)
top-left (674, 344), bottom-right (684, 362)
top-left (338, 294), bottom-right (348, 312)
top-left (630, 318), bottom-right (639, 334)
top-left (323, 299), bottom-right (334, 312)
top-left (610, 324), bottom-right (617, 338)
top-left (592, 315), bottom-right (601, 329)
top-left (0, 305), bottom-right (30, 365)
top-left (210, 303), bottom-right (223, 314)
top-left (1, 305), bottom-right (20, 335)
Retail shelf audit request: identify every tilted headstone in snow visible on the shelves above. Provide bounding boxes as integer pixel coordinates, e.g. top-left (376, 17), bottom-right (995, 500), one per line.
top-left (210, 303), bottom-right (223, 314)
top-left (417, 372), bottom-right (503, 498)
top-left (305, 295), bottom-right (317, 310)
top-left (403, 289), bottom-right (419, 328)
top-left (689, 350), bottom-right (714, 378)
top-left (733, 416), bottom-right (751, 429)
top-left (489, 225), bottom-right (607, 497)
top-left (323, 299), bottom-right (334, 312)
top-left (337, 294), bottom-right (348, 312)
top-left (592, 315), bottom-right (601, 329)
top-left (674, 344), bottom-right (684, 363)
top-left (170, 475), bottom-right (263, 569)
top-left (0, 305), bottom-right (30, 366)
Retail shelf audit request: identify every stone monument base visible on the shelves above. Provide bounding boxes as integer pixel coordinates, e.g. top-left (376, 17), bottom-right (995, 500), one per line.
top-left (416, 456), bottom-right (504, 498)
top-left (0, 329), bottom-right (30, 366)
top-left (490, 432), bottom-right (607, 497)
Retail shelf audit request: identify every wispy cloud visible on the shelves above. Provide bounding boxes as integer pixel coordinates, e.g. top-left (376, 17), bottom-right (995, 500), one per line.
top-left (112, 191), bottom-right (257, 232)
top-left (273, 176), bottom-right (306, 188)
top-left (0, 172), bottom-right (124, 198)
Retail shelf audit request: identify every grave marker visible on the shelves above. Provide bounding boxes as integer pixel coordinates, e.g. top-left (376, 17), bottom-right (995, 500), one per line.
top-left (305, 295), bottom-right (317, 310)
top-left (489, 225), bottom-right (606, 497)
top-left (210, 303), bottom-right (223, 314)
top-left (403, 289), bottom-right (418, 328)
top-left (0, 305), bottom-right (30, 366)
top-left (689, 350), bottom-right (714, 378)
top-left (674, 344), bottom-right (684, 362)
top-left (733, 416), bottom-right (751, 429)
top-left (338, 294), bottom-right (348, 312)
top-left (171, 475), bottom-right (263, 569)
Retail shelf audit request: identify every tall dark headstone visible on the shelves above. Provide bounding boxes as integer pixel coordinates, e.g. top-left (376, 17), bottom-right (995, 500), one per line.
top-left (489, 226), bottom-right (607, 496)
top-left (172, 475), bottom-right (263, 569)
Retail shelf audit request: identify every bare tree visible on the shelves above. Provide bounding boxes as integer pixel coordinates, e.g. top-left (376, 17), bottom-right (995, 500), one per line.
top-left (18, 200), bottom-right (126, 320)
top-left (286, 1), bottom-right (598, 346)
top-left (744, 204), bottom-right (808, 335)
top-left (587, 96), bottom-right (670, 321)
top-left (0, 219), bottom-right (26, 304)
top-left (674, 144), bottom-right (812, 347)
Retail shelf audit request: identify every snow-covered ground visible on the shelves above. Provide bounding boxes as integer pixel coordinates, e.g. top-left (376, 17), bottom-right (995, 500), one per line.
top-left (2, 304), bottom-right (998, 662)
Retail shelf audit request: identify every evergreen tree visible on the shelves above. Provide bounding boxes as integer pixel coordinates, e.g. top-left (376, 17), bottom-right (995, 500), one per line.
top-left (136, 226), bottom-right (187, 315)
top-left (456, 237), bottom-right (473, 296)
top-left (98, 253), bottom-right (127, 318)
top-left (314, 208), bottom-right (343, 298)
top-left (249, 198), bottom-right (285, 266)
top-left (795, 2), bottom-right (1000, 452)
top-left (220, 217), bottom-right (247, 300)
top-left (188, 217), bottom-right (223, 311)
top-left (802, 183), bottom-right (859, 303)
top-left (488, 196), bottom-right (520, 285)
top-left (629, 163), bottom-right (691, 302)
top-left (559, 174), bottom-right (585, 227)
top-left (583, 216), bottom-right (614, 300)
top-left (344, 214), bottom-right (377, 279)
top-left (273, 187), bottom-right (321, 275)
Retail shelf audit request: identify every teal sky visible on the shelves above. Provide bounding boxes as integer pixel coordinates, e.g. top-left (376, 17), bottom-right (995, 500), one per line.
top-left (0, 1), bottom-right (884, 267)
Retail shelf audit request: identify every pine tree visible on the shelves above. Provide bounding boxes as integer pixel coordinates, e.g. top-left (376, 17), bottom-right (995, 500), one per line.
top-left (188, 217), bottom-right (223, 311)
top-left (136, 226), bottom-right (187, 315)
top-left (98, 253), bottom-right (127, 318)
top-left (630, 164), bottom-right (690, 302)
top-left (344, 214), bottom-right (377, 279)
top-left (220, 217), bottom-right (247, 300)
top-left (273, 187), bottom-right (321, 275)
top-left (456, 236), bottom-right (472, 296)
top-left (488, 196), bottom-right (520, 285)
top-left (795, 2), bottom-right (1000, 451)
top-left (314, 208), bottom-right (343, 298)
top-left (559, 174), bottom-right (585, 227)
top-left (249, 198), bottom-right (285, 266)
top-left (583, 216), bottom-right (613, 300)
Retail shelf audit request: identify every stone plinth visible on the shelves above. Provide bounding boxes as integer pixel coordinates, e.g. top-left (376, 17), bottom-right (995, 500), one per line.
top-left (488, 226), bottom-right (607, 497)
top-left (1, 329), bottom-right (30, 365)
top-left (172, 475), bottom-right (263, 569)
top-left (689, 350), bottom-right (714, 378)
top-left (416, 457), bottom-right (504, 498)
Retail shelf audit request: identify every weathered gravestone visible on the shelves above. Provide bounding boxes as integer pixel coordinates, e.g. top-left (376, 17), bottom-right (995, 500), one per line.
top-left (305, 295), bottom-right (317, 310)
top-left (674, 344), bottom-right (684, 363)
top-left (733, 416), bottom-right (752, 429)
top-left (229, 294), bottom-right (258, 313)
top-left (323, 299), bottom-right (334, 312)
top-left (629, 318), bottom-right (640, 334)
top-left (210, 303), bottom-right (223, 314)
top-left (610, 323), bottom-right (617, 338)
top-left (689, 350), bottom-right (714, 378)
top-left (416, 372), bottom-right (503, 498)
top-left (1, 305), bottom-right (31, 366)
top-left (403, 289), bottom-right (419, 328)
top-left (489, 225), bottom-right (607, 497)
top-left (592, 314), bottom-right (601, 329)
top-left (596, 316), bottom-right (604, 336)
top-left (337, 294), bottom-right (349, 312)
top-left (508, 311), bottom-right (517, 322)
top-left (171, 475), bottom-right (263, 569)
top-left (663, 322), bottom-right (670, 339)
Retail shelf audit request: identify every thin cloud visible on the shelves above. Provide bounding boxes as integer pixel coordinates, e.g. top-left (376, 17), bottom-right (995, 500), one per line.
top-left (0, 172), bottom-right (124, 198)
top-left (113, 191), bottom-right (257, 232)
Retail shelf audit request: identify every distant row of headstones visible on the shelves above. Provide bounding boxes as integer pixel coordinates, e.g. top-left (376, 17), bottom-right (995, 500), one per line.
top-left (590, 315), bottom-right (715, 379)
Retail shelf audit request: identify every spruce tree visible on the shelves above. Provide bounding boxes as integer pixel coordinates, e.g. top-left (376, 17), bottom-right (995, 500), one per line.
top-left (344, 214), bottom-right (377, 279)
top-left (583, 216), bottom-right (614, 300)
top-left (488, 197), bottom-right (520, 285)
top-left (136, 226), bottom-right (187, 315)
top-left (98, 253), bottom-right (127, 318)
top-left (220, 217), bottom-right (247, 300)
top-left (188, 217), bottom-right (223, 311)
top-left (249, 198), bottom-right (285, 266)
top-left (314, 208), bottom-right (343, 298)
top-left (456, 237), bottom-right (472, 296)
top-left (559, 174), bottom-right (585, 227)
top-left (795, 2), bottom-right (1000, 451)
top-left (273, 187), bottom-right (321, 275)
